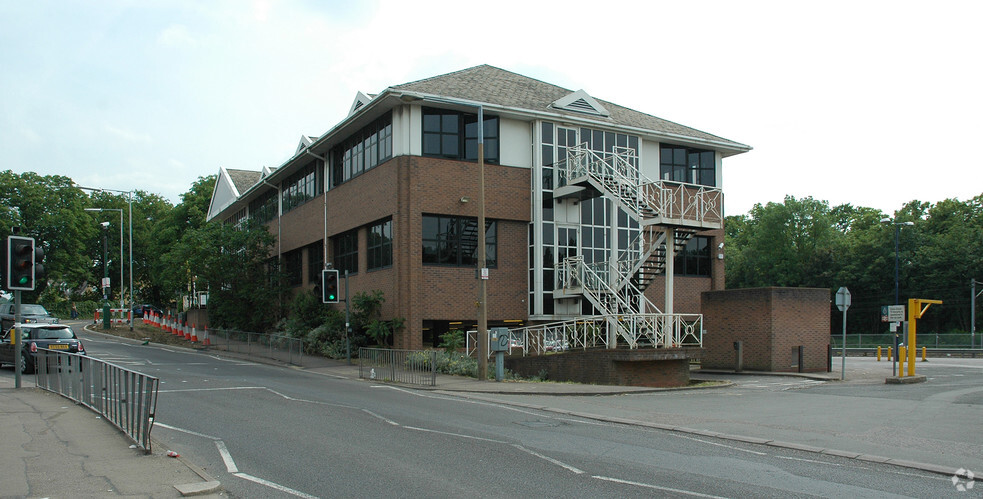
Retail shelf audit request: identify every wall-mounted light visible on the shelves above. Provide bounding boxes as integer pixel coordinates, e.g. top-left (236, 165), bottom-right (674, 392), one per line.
top-left (460, 196), bottom-right (470, 203)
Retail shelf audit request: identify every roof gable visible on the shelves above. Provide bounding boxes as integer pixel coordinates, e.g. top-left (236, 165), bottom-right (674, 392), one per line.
top-left (551, 89), bottom-right (609, 117)
top-left (349, 91), bottom-right (373, 116)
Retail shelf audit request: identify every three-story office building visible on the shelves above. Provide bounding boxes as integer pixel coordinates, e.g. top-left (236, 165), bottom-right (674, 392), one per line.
top-left (207, 65), bottom-right (750, 349)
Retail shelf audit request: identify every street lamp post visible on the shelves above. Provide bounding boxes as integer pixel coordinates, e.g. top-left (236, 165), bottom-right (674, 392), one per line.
top-left (881, 217), bottom-right (914, 371)
top-left (80, 186), bottom-right (134, 330)
top-left (100, 222), bottom-right (111, 329)
top-left (880, 218), bottom-right (915, 306)
top-left (86, 208), bottom-right (123, 313)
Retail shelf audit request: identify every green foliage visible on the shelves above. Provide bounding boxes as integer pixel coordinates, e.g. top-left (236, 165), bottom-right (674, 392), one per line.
top-left (285, 291), bottom-right (331, 337)
top-left (303, 314), bottom-right (349, 358)
top-left (726, 194), bottom-right (983, 335)
top-left (439, 329), bottom-right (465, 352)
top-left (407, 350), bottom-right (478, 377)
top-left (172, 220), bottom-right (285, 331)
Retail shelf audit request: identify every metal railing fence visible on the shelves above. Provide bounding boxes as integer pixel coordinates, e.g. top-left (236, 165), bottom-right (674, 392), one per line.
top-left (358, 348), bottom-right (437, 386)
top-left (830, 333), bottom-right (980, 349)
top-left (34, 349), bottom-right (159, 452)
top-left (209, 328), bottom-right (306, 366)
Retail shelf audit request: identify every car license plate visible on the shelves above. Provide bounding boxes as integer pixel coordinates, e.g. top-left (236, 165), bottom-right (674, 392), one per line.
top-left (49, 344), bottom-right (69, 350)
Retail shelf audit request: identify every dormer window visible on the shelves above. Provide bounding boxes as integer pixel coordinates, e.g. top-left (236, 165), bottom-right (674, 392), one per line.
top-left (551, 90), bottom-right (609, 117)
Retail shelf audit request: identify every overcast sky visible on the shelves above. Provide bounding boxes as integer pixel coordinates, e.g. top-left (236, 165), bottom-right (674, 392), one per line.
top-left (2, 0), bottom-right (980, 216)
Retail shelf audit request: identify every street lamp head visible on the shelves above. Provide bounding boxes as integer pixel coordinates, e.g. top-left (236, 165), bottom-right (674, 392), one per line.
top-left (880, 217), bottom-right (892, 223)
top-left (903, 221), bottom-right (915, 226)
top-left (85, 208), bottom-right (103, 212)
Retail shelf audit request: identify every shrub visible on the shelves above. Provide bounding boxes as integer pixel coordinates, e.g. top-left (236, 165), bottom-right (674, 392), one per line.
top-left (439, 329), bottom-right (465, 352)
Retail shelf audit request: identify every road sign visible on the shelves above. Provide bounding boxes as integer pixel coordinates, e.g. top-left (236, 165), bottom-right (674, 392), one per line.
top-left (881, 305), bottom-right (904, 322)
top-left (835, 287), bottom-right (851, 312)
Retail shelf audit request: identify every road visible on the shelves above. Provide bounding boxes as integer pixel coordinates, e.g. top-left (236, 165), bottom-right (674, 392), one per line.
top-left (67, 326), bottom-right (967, 498)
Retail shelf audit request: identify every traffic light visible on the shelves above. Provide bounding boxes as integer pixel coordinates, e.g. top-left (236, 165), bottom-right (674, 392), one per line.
top-left (322, 269), bottom-right (339, 303)
top-left (7, 236), bottom-right (36, 291)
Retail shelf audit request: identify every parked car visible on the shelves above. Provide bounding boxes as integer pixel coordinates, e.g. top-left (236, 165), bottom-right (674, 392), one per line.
top-left (0, 324), bottom-right (85, 374)
top-left (0, 303), bottom-right (59, 331)
top-left (131, 304), bottom-right (162, 318)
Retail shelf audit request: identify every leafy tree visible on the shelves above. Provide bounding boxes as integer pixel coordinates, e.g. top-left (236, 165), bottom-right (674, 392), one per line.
top-left (1, 171), bottom-right (95, 302)
top-left (164, 219), bottom-right (285, 332)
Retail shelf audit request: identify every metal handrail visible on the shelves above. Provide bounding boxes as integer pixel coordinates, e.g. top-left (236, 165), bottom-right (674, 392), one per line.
top-left (358, 348), bottom-right (437, 386)
top-left (34, 349), bottom-right (159, 452)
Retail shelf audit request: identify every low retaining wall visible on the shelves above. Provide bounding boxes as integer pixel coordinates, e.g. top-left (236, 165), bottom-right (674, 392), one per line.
top-left (504, 348), bottom-right (702, 387)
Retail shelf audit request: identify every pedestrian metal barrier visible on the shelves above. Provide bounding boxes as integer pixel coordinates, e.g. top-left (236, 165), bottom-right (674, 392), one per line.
top-left (33, 349), bottom-right (159, 452)
top-left (358, 347), bottom-right (437, 387)
top-left (208, 328), bottom-right (307, 366)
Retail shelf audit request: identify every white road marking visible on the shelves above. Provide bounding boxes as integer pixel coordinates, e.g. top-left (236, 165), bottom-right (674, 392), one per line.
top-left (153, 422), bottom-right (220, 440)
top-left (670, 433), bottom-right (768, 456)
top-left (593, 475), bottom-right (731, 498)
top-left (216, 440), bottom-right (238, 473)
top-left (512, 444), bottom-right (584, 474)
top-left (234, 472), bottom-right (319, 499)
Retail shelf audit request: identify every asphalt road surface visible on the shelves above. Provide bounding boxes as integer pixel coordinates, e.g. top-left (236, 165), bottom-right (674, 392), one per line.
top-left (69, 326), bottom-right (967, 498)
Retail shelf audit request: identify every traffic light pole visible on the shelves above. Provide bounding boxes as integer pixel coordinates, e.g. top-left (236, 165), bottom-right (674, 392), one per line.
top-left (14, 290), bottom-right (22, 388)
top-left (345, 270), bottom-right (351, 365)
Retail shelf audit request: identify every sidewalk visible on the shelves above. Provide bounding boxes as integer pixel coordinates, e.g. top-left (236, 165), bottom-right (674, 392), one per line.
top-left (0, 383), bottom-right (221, 498)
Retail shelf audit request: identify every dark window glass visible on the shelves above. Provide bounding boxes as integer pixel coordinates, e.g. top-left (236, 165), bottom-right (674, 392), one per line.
top-left (422, 214), bottom-right (498, 268)
top-left (660, 145), bottom-right (716, 187)
top-left (249, 188), bottom-right (278, 225)
top-left (422, 108), bottom-right (499, 163)
top-left (284, 249), bottom-right (303, 287)
top-left (329, 115), bottom-right (393, 187)
top-left (282, 160), bottom-right (321, 214)
top-left (674, 236), bottom-right (711, 277)
top-left (333, 229), bottom-right (358, 275)
top-left (307, 242), bottom-right (324, 284)
top-left (542, 122), bottom-right (553, 144)
top-left (367, 218), bottom-right (393, 270)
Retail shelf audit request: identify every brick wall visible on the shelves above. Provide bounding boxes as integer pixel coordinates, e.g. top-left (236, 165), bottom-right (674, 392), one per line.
top-left (701, 287), bottom-right (830, 372)
top-left (272, 156), bottom-right (531, 350)
top-left (504, 348), bottom-right (701, 387)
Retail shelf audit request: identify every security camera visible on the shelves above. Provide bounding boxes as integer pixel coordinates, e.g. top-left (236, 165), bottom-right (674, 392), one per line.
top-left (100, 222), bottom-right (110, 227)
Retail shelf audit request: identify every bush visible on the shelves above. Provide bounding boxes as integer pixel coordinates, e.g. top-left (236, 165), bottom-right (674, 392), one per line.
top-left (439, 329), bottom-right (465, 352)
top-left (285, 292), bottom-right (331, 338)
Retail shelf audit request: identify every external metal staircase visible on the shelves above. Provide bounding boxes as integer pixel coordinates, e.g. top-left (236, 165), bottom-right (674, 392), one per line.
top-left (548, 144), bottom-right (724, 349)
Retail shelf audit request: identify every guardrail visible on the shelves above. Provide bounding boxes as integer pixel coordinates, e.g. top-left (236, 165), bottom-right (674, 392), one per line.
top-left (208, 328), bottom-right (306, 366)
top-left (835, 347), bottom-right (983, 358)
top-left (33, 349), bottom-right (159, 452)
top-left (358, 348), bottom-right (437, 386)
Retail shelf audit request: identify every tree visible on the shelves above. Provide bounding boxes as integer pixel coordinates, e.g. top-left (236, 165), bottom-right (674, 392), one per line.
top-left (1, 171), bottom-right (96, 301)
top-left (164, 219), bottom-right (284, 332)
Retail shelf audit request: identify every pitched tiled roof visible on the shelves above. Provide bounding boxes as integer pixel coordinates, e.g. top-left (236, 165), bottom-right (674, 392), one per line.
top-left (227, 169), bottom-right (262, 195)
top-left (390, 65), bottom-right (747, 149)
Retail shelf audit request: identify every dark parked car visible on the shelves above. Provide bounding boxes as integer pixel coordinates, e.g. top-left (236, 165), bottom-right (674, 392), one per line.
top-left (0, 324), bottom-right (85, 374)
top-left (131, 304), bottom-right (162, 318)
top-left (0, 303), bottom-right (59, 331)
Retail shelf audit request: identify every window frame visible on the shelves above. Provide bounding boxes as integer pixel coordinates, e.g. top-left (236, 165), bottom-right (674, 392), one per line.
top-left (660, 145), bottom-right (716, 187)
top-left (422, 214), bottom-right (497, 268)
top-left (332, 229), bottom-right (359, 275)
top-left (367, 218), bottom-right (393, 271)
top-left (422, 107), bottom-right (499, 163)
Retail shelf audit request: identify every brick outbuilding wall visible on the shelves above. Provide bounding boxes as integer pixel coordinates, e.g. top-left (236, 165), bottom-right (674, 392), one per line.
top-left (504, 348), bottom-right (701, 387)
top-left (701, 287), bottom-right (830, 372)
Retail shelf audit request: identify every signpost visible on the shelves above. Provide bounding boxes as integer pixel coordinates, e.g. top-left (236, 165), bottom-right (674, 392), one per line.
top-left (835, 287), bottom-right (851, 380)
